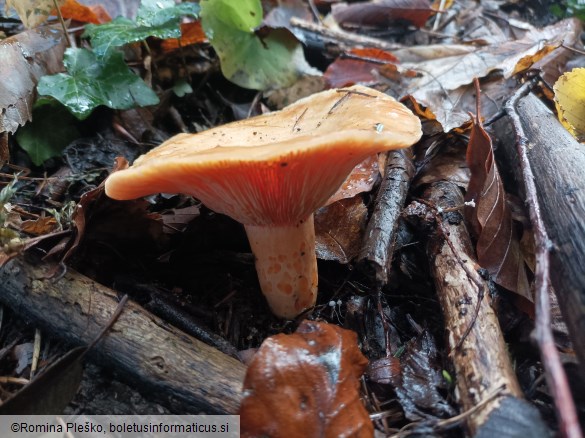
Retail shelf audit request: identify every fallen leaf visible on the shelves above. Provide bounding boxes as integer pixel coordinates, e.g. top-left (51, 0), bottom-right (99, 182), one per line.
top-left (0, 346), bottom-right (85, 414)
top-left (21, 217), bottom-right (59, 236)
top-left (332, 0), bottom-right (434, 29)
top-left (553, 68), bottom-right (585, 141)
top-left (464, 80), bottom-right (530, 299)
top-left (161, 204), bottom-right (201, 234)
top-left (367, 331), bottom-right (455, 420)
top-left (0, 27), bottom-right (66, 135)
top-left (240, 320), bottom-right (373, 438)
top-left (400, 19), bottom-right (578, 131)
top-left (327, 154), bottom-right (380, 205)
top-left (263, 0), bottom-right (313, 37)
top-left (324, 48), bottom-right (398, 88)
top-left (316, 196), bottom-right (369, 263)
top-left (5, 0), bottom-right (63, 28)
top-left (161, 21), bottom-right (206, 51)
top-left (57, 0), bottom-right (111, 24)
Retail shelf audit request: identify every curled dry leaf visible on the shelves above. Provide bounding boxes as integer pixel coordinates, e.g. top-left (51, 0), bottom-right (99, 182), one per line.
top-left (464, 82), bottom-right (530, 299)
top-left (240, 320), bottom-right (373, 438)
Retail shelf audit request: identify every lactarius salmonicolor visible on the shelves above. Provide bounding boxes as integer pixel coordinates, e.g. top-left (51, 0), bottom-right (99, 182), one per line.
top-left (105, 85), bottom-right (422, 318)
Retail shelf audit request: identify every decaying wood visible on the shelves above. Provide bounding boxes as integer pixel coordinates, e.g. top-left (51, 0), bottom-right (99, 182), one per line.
top-left (421, 181), bottom-right (524, 434)
top-left (496, 90), bottom-right (583, 438)
top-left (358, 149), bottom-right (414, 285)
top-left (495, 93), bottom-right (585, 376)
top-left (0, 256), bottom-right (245, 414)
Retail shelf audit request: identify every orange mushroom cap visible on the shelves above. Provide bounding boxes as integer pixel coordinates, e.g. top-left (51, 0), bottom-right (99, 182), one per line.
top-left (105, 85), bottom-right (421, 318)
top-left (105, 85), bottom-right (421, 226)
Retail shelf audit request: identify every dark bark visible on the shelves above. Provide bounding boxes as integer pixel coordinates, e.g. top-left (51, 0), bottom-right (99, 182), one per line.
top-left (357, 149), bottom-right (415, 285)
top-left (0, 256), bottom-right (246, 414)
top-left (495, 92), bottom-right (585, 380)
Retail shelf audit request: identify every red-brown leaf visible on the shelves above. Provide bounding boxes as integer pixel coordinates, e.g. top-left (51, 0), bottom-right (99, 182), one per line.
top-left (332, 0), bottom-right (433, 29)
top-left (240, 320), bottom-right (373, 438)
top-left (464, 83), bottom-right (530, 299)
top-left (324, 48), bottom-right (398, 88)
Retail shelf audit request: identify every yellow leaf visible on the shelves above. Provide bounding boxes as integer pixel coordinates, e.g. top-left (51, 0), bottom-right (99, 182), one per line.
top-left (5, 0), bottom-right (64, 28)
top-left (553, 68), bottom-right (585, 141)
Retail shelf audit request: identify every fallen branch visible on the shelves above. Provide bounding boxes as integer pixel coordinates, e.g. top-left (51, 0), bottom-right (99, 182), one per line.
top-left (406, 181), bottom-right (536, 435)
top-left (0, 256), bottom-right (246, 414)
top-left (358, 149), bottom-right (415, 285)
top-left (495, 88), bottom-right (583, 438)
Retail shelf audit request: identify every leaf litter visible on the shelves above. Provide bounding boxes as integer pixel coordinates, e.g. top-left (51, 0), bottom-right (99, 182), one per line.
top-left (0, 0), bottom-right (581, 434)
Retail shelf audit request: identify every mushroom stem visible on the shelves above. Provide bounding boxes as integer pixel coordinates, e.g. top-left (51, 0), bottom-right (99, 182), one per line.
top-left (244, 215), bottom-right (318, 319)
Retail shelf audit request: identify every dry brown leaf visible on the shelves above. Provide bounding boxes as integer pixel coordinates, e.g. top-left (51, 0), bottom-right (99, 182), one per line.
top-left (401, 19), bottom-right (578, 131)
top-left (21, 217), bottom-right (59, 236)
top-left (464, 82), bottom-right (530, 299)
top-left (0, 27), bottom-right (67, 135)
top-left (324, 48), bottom-right (398, 88)
top-left (5, 0), bottom-right (63, 28)
top-left (240, 320), bottom-right (373, 438)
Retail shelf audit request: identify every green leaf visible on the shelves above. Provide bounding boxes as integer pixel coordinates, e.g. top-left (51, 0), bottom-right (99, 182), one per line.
top-left (16, 100), bottom-right (80, 165)
top-left (37, 48), bottom-right (159, 120)
top-left (84, 0), bottom-right (200, 56)
top-left (200, 0), bottom-right (318, 90)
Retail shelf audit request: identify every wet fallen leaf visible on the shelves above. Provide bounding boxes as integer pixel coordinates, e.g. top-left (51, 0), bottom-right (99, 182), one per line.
top-left (464, 81), bottom-right (530, 299)
top-left (324, 48), bottom-right (398, 88)
top-left (367, 331), bottom-right (455, 420)
top-left (316, 196), bottom-right (368, 263)
top-left (332, 0), bottom-right (433, 29)
top-left (327, 154), bottom-right (380, 205)
top-left (0, 27), bottom-right (66, 135)
top-left (240, 320), bottom-right (373, 438)
top-left (553, 68), bottom-right (585, 142)
top-left (161, 20), bottom-right (207, 51)
top-left (57, 0), bottom-right (111, 24)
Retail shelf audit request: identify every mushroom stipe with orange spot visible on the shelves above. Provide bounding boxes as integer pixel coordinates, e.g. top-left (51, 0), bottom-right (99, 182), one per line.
top-left (105, 85), bottom-right (422, 319)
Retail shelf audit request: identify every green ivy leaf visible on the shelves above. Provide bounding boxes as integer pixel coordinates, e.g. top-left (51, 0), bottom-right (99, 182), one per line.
top-left (84, 0), bottom-right (200, 56)
top-left (16, 100), bottom-right (80, 166)
top-left (37, 48), bottom-right (159, 120)
top-left (200, 0), bottom-right (318, 90)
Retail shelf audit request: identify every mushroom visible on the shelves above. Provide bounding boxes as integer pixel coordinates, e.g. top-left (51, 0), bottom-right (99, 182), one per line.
top-left (105, 85), bottom-right (421, 319)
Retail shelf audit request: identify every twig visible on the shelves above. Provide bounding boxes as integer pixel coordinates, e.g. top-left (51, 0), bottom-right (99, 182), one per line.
top-left (51, 0), bottom-right (71, 47)
top-left (504, 80), bottom-right (582, 438)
